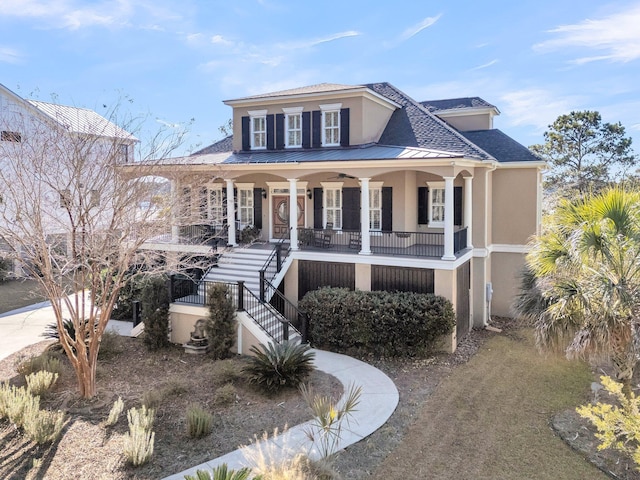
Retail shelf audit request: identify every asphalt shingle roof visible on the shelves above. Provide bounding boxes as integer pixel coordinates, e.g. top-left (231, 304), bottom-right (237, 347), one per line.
top-left (366, 83), bottom-right (491, 160)
top-left (192, 135), bottom-right (233, 155)
top-left (420, 97), bottom-right (497, 113)
top-left (460, 129), bottom-right (541, 163)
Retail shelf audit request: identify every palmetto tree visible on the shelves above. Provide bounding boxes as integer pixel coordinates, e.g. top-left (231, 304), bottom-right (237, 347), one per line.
top-left (514, 187), bottom-right (640, 392)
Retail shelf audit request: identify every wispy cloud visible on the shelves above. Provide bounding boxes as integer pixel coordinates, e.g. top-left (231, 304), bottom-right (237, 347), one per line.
top-left (534, 4), bottom-right (640, 63)
top-left (399, 15), bottom-right (442, 42)
top-left (1, 0), bottom-right (181, 31)
top-left (0, 46), bottom-right (23, 64)
top-left (469, 59), bottom-right (499, 71)
top-left (500, 88), bottom-right (577, 131)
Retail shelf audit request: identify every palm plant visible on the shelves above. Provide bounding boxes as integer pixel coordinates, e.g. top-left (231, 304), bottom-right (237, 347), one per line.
top-left (514, 187), bottom-right (640, 393)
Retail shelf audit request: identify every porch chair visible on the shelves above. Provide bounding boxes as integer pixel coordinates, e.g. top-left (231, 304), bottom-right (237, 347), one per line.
top-left (348, 232), bottom-right (362, 250)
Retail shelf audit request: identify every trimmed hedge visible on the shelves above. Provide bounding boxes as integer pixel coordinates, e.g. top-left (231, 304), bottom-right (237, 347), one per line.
top-left (298, 287), bottom-right (456, 357)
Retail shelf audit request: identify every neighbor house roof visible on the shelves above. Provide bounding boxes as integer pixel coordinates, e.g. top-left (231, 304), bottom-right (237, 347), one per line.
top-left (420, 97), bottom-right (498, 113)
top-left (192, 135), bottom-right (233, 155)
top-left (460, 129), bottom-right (541, 163)
top-left (28, 101), bottom-right (136, 141)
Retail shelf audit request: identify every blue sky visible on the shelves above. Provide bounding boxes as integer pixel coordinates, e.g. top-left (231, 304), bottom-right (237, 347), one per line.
top-left (2, 0), bottom-right (640, 157)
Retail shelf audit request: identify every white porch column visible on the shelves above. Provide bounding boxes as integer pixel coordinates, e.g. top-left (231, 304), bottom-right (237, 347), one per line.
top-left (359, 177), bottom-right (372, 255)
top-left (170, 178), bottom-right (179, 243)
top-left (464, 176), bottom-right (473, 249)
top-left (288, 178), bottom-right (299, 250)
top-left (225, 179), bottom-right (237, 247)
top-left (442, 176), bottom-right (456, 260)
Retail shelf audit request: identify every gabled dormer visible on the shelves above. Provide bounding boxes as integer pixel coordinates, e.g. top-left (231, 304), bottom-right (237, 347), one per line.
top-left (223, 83), bottom-right (400, 152)
top-left (420, 97), bottom-right (500, 132)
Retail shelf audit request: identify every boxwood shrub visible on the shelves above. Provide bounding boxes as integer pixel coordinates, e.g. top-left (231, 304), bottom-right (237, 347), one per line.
top-left (298, 287), bottom-right (456, 357)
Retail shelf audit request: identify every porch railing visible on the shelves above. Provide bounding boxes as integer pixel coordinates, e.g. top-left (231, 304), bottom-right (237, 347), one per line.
top-left (169, 278), bottom-right (301, 343)
top-left (297, 227), bottom-right (468, 258)
top-left (261, 277), bottom-right (309, 343)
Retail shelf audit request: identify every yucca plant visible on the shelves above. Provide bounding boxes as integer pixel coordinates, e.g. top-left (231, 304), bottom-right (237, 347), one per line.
top-left (184, 463), bottom-right (254, 480)
top-left (243, 341), bottom-right (315, 394)
top-left (300, 383), bottom-right (361, 459)
top-left (186, 404), bottom-right (213, 438)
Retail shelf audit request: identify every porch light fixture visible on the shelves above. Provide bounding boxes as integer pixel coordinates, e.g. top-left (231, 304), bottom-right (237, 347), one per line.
top-left (306, 189), bottom-right (312, 199)
top-left (261, 189), bottom-right (267, 199)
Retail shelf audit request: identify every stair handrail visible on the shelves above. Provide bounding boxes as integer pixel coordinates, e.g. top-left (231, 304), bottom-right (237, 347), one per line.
top-left (240, 281), bottom-right (300, 343)
top-left (259, 229), bottom-right (291, 281)
top-left (261, 276), bottom-right (308, 344)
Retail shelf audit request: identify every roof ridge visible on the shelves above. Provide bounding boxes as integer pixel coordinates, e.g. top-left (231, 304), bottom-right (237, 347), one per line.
top-left (368, 82), bottom-right (494, 161)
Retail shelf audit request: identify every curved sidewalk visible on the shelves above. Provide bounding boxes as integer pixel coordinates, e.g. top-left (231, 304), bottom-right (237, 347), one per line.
top-left (164, 349), bottom-right (399, 480)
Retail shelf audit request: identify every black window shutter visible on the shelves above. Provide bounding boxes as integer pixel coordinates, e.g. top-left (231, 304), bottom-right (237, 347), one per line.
top-left (241, 116), bottom-right (250, 151)
top-left (454, 186), bottom-right (463, 226)
top-left (302, 111), bottom-right (311, 148)
top-left (253, 188), bottom-right (263, 229)
top-left (382, 186), bottom-right (393, 232)
top-left (266, 114), bottom-right (275, 150)
top-left (340, 108), bottom-right (350, 147)
top-left (275, 113), bottom-right (285, 149)
top-left (342, 187), bottom-right (361, 230)
top-left (418, 187), bottom-right (429, 225)
top-left (234, 188), bottom-right (238, 222)
top-left (313, 188), bottom-right (323, 229)
top-left (312, 110), bottom-right (321, 148)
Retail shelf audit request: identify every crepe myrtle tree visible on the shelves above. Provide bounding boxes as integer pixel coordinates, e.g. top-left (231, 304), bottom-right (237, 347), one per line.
top-left (0, 99), bottom-right (192, 398)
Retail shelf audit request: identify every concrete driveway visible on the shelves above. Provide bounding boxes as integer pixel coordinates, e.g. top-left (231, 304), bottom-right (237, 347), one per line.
top-left (0, 301), bottom-right (55, 361)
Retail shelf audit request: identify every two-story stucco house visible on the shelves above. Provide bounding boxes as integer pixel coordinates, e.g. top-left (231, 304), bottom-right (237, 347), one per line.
top-left (0, 83), bottom-right (137, 275)
top-left (127, 82), bottom-right (543, 353)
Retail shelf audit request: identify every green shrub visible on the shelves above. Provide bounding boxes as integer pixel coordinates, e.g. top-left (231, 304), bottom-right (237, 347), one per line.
top-left (243, 341), bottom-right (315, 394)
top-left (25, 370), bottom-right (59, 397)
top-left (186, 404), bottom-right (213, 438)
top-left (184, 464), bottom-right (253, 480)
top-left (123, 406), bottom-right (155, 466)
top-left (213, 383), bottom-right (237, 405)
top-left (141, 275), bottom-right (170, 351)
top-left (299, 288), bottom-right (456, 357)
top-left (206, 283), bottom-right (236, 360)
top-left (105, 397), bottom-right (124, 427)
top-left (237, 225), bottom-right (260, 245)
top-left (23, 407), bottom-right (65, 444)
top-left (110, 270), bottom-right (144, 320)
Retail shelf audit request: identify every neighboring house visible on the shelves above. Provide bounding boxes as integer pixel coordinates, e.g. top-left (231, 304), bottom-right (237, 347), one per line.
top-left (0, 83), bottom-right (137, 275)
top-left (126, 82), bottom-right (543, 352)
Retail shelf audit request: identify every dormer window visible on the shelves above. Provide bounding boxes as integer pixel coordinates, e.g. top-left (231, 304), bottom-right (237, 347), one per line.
top-left (248, 110), bottom-right (267, 150)
top-left (283, 107), bottom-right (303, 148)
top-left (320, 103), bottom-right (341, 147)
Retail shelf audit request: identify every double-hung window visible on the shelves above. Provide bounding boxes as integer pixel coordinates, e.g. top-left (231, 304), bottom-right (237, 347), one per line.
top-left (427, 182), bottom-right (445, 227)
top-left (369, 182), bottom-right (384, 231)
top-left (283, 106), bottom-right (303, 148)
top-left (323, 184), bottom-right (342, 229)
top-left (248, 110), bottom-right (267, 150)
top-left (237, 184), bottom-right (254, 228)
top-left (320, 103), bottom-right (341, 146)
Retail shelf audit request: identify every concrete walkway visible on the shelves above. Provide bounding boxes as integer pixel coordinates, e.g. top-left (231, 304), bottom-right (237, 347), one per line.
top-left (0, 299), bottom-right (135, 362)
top-left (164, 349), bottom-right (399, 480)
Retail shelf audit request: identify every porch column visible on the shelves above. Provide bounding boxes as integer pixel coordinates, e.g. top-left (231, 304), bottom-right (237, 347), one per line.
top-left (170, 178), bottom-right (179, 243)
top-left (359, 177), bottom-right (372, 254)
top-left (464, 176), bottom-right (473, 249)
top-left (442, 176), bottom-right (456, 260)
top-left (225, 179), bottom-right (237, 247)
top-left (288, 178), bottom-right (299, 250)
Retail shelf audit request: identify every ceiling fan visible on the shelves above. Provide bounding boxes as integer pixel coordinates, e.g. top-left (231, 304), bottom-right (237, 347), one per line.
top-left (327, 173), bottom-right (356, 180)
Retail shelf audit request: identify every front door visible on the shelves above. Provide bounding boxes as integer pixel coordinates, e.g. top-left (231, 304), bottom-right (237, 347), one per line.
top-left (272, 195), bottom-right (305, 239)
